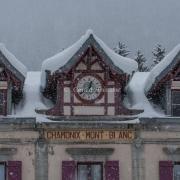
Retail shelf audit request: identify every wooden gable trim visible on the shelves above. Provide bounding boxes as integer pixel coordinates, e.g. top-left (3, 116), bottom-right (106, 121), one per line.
top-left (53, 35), bottom-right (124, 75)
top-left (147, 52), bottom-right (180, 96)
top-left (0, 51), bottom-right (25, 83)
top-left (73, 46), bottom-right (106, 73)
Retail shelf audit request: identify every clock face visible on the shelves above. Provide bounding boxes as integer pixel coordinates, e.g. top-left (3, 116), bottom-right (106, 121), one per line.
top-left (75, 74), bottom-right (103, 102)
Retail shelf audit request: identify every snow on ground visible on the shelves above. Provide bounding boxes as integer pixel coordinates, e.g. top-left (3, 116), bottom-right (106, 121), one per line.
top-left (41, 29), bottom-right (137, 88)
top-left (145, 44), bottom-right (180, 94)
top-left (126, 72), bottom-right (165, 117)
top-left (0, 43), bottom-right (27, 77)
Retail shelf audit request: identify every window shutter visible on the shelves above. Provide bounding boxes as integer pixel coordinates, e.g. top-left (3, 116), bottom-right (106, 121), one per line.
top-left (62, 161), bottom-right (76, 180)
top-left (105, 161), bottom-right (119, 180)
top-left (159, 161), bottom-right (173, 180)
top-left (7, 161), bottom-right (22, 180)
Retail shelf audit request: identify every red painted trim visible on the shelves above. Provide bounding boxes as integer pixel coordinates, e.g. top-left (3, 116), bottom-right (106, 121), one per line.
top-left (74, 70), bottom-right (105, 73)
top-left (104, 67), bottom-right (108, 115)
top-left (115, 81), bottom-right (120, 115)
top-left (64, 103), bottom-right (115, 106)
top-left (70, 70), bottom-right (74, 115)
top-left (65, 82), bottom-right (121, 88)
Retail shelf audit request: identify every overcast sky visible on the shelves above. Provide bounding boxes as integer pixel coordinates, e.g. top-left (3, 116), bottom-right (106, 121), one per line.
top-left (0, 0), bottom-right (180, 70)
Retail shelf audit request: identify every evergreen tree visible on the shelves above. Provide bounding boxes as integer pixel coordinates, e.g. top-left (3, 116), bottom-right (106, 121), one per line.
top-left (152, 44), bottom-right (166, 66)
top-left (114, 42), bottom-right (130, 57)
top-left (134, 50), bottom-right (149, 72)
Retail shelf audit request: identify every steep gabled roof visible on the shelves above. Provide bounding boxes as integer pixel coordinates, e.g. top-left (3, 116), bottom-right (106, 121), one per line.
top-left (145, 44), bottom-right (180, 95)
top-left (0, 43), bottom-right (27, 82)
top-left (41, 30), bottom-right (138, 88)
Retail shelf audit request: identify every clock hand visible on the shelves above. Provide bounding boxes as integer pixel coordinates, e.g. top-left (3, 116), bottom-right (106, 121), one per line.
top-left (89, 78), bottom-right (95, 89)
top-left (89, 81), bottom-right (93, 89)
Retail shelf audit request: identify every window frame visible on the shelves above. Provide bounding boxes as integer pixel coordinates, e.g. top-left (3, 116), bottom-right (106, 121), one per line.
top-left (0, 90), bottom-right (6, 115)
top-left (77, 161), bottom-right (103, 180)
top-left (171, 89), bottom-right (180, 116)
top-left (0, 162), bottom-right (6, 180)
top-left (173, 162), bottom-right (180, 180)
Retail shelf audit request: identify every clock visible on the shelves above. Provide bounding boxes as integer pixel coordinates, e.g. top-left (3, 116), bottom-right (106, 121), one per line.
top-left (74, 74), bottom-right (104, 103)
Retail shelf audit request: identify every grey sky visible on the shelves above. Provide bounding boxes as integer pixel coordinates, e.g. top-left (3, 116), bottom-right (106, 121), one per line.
top-left (0, 0), bottom-right (180, 70)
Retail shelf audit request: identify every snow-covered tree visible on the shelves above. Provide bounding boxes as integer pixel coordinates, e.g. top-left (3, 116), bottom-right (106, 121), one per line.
top-left (114, 42), bottom-right (130, 57)
top-left (134, 50), bottom-right (149, 72)
top-left (152, 44), bottom-right (166, 67)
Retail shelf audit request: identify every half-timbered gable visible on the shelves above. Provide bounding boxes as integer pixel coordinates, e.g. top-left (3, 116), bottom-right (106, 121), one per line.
top-left (145, 44), bottom-right (180, 116)
top-left (40, 30), bottom-right (139, 116)
top-left (0, 44), bottom-right (27, 115)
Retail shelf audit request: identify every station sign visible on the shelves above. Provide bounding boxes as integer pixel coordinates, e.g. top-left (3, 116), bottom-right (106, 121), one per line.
top-left (44, 129), bottom-right (135, 142)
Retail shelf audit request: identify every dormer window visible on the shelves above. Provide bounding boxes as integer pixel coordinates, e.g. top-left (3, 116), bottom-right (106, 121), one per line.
top-left (0, 66), bottom-right (4, 73)
top-left (171, 80), bottom-right (180, 116)
top-left (0, 81), bottom-right (7, 115)
top-left (0, 44), bottom-right (27, 116)
top-left (144, 44), bottom-right (180, 117)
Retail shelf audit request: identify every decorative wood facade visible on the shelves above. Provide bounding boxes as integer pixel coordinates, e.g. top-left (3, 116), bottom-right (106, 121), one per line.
top-left (146, 52), bottom-right (180, 116)
top-left (41, 34), bottom-right (140, 116)
top-left (0, 48), bottom-right (26, 116)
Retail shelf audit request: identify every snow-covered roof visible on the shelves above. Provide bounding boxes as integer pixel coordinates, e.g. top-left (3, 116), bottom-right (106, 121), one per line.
top-left (14, 72), bottom-right (44, 116)
top-left (10, 71), bottom-right (164, 121)
top-left (126, 72), bottom-right (164, 117)
top-left (145, 44), bottom-right (180, 94)
top-left (13, 71), bottom-right (52, 122)
top-left (41, 29), bottom-right (138, 88)
top-left (0, 43), bottom-right (27, 79)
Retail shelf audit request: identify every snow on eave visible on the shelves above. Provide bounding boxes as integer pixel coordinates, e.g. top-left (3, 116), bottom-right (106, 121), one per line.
top-left (41, 29), bottom-right (138, 88)
top-left (14, 71), bottom-right (49, 117)
top-left (144, 44), bottom-right (180, 94)
top-left (127, 72), bottom-right (165, 117)
top-left (92, 33), bottom-right (138, 74)
top-left (0, 43), bottom-right (27, 78)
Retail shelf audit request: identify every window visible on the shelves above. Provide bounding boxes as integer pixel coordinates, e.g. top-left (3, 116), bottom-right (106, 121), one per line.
top-left (159, 161), bottom-right (180, 180)
top-left (77, 162), bottom-right (103, 180)
top-left (171, 80), bottom-right (180, 116)
top-left (0, 163), bottom-right (6, 180)
top-left (171, 90), bottom-right (180, 116)
top-left (174, 163), bottom-right (180, 180)
top-left (62, 160), bottom-right (119, 180)
top-left (0, 92), bottom-right (4, 114)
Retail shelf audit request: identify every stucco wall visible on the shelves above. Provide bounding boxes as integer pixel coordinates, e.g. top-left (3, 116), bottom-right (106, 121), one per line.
top-left (144, 144), bottom-right (169, 180)
top-left (48, 144), bottom-right (132, 180)
top-left (0, 130), bottom-right (38, 180)
top-left (0, 144), bottom-right (35, 180)
top-left (0, 131), bottom-right (38, 139)
top-left (141, 131), bottom-right (180, 139)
